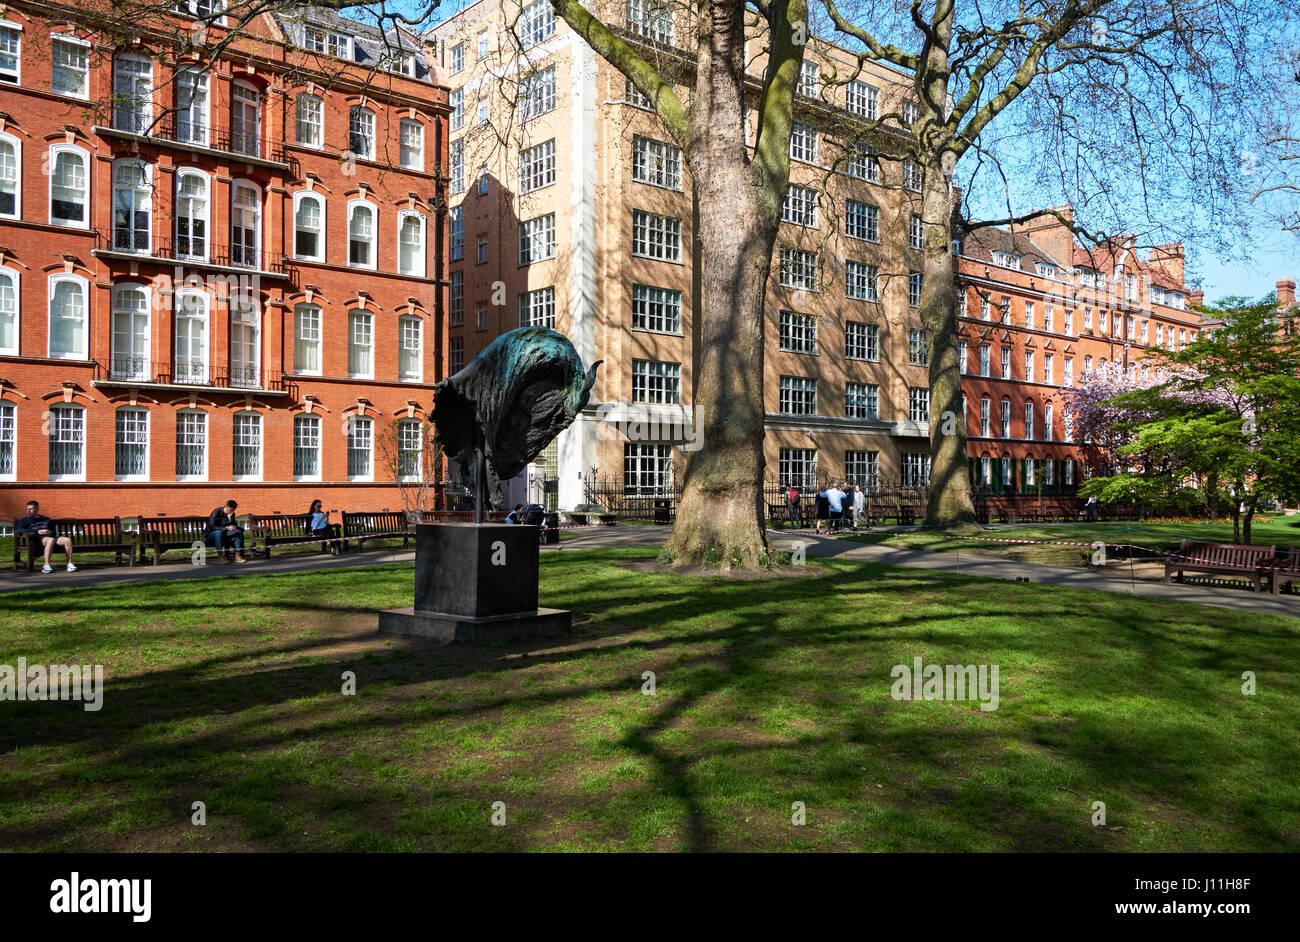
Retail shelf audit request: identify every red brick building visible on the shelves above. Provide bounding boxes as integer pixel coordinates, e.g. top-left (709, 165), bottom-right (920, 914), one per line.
top-left (955, 209), bottom-right (1208, 499)
top-left (0, 2), bottom-right (449, 521)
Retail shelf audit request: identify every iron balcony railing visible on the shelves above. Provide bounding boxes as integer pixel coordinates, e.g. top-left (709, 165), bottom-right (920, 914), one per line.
top-left (93, 359), bottom-right (287, 392)
top-left (94, 229), bottom-right (289, 276)
top-left (109, 112), bottom-right (290, 165)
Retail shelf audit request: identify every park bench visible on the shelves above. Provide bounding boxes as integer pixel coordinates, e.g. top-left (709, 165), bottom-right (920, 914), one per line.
top-left (341, 511), bottom-right (414, 552)
top-left (247, 513), bottom-right (320, 558)
top-left (895, 504), bottom-right (920, 526)
top-left (136, 516), bottom-right (211, 565)
top-left (1163, 540), bottom-right (1276, 593)
top-left (12, 516), bottom-right (136, 570)
top-left (1269, 547), bottom-right (1300, 596)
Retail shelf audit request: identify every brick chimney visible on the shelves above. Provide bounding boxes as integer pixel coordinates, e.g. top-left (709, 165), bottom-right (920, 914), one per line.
top-left (1148, 243), bottom-right (1185, 284)
top-left (1189, 290), bottom-right (1204, 309)
top-left (1019, 205), bottom-right (1075, 267)
top-left (1277, 278), bottom-right (1296, 309)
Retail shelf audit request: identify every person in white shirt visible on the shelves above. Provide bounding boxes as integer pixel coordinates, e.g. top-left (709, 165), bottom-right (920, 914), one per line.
top-left (826, 483), bottom-right (847, 531)
top-left (851, 484), bottom-right (866, 529)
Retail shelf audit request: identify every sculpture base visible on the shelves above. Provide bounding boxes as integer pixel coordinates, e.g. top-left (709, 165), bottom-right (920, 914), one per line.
top-left (378, 606), bottom-right (572, 645)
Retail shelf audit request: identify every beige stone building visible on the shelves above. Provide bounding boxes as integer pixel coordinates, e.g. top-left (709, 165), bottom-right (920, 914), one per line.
top-left (431, 0), bottom-right (930, 509)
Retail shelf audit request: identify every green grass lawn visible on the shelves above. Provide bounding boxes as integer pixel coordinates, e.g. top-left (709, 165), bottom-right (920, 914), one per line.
top-left (1, 548), bottom-right (1296, 852)
top-left (829, 517), bottom-right (1300, 566)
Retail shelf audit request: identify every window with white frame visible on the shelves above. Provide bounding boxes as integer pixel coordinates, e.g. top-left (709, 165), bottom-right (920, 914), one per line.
top-left (627, 0), bottom-right (674, 44)
top-left (520, 66), bottom-right (556, 122)
top-left (845, 142), bottom-right (880, 183)
top-left (230, 180), bottom-right (260, 268)
top-left (232, 411), bottom-right (261, 480)
top-left (349, 106), bottom-right (375, 160)
top-left (477, 29), bottom-right (489, 59)
top-left (902, 99), bottom-right (920, 125)
top-left (449, 42), bottom-right (464, 74)
top-left (49, 275), bottom-right (87, 359)
top-left (113, 54), bottom-right (152, 133)
top-left (779, 447), bottom-right (818, 490)
top-left (908, 329), bottom-right (928, 365)
top-left (633, 135), bottom-right (682, 190)
top-left (903, 160), bottom-right (922, 191)
top-left (109, 160), bottom-right (150, 253)
top-left (398, 118), bottom-right (423, 170)
top-left (779, 248), bottom-right (817, 289)
top-left (174, 290), bottom-right (208, 383)
top-left (978, 397), bottom-right (990, 436)
top-left (846, 80), bottom-right (878, 119)
top-left (519, 213), bottom-right (556, 266)
top-left (519, 139), bottom-right (556, 193)
top-left (790, 121), bottom-right (818, 163)
top-left (624, 78), bottom-right (652, 109)
top-left (1044, 354), bottom-right (1055, 385)
top-left (519, 287), bottom-right (556, 328)
top-left (174, 169), bottom-right (209, 261)
top-left (111, 284), bottom-right (150, 380)
top-left (632, 359), bottom-right (681, 404)
top-left (908, 272), bottom-right (923, 307)
top-left (846, 383), bottom-right (878, 420)
top-left (398, 315), bottom-right (422, 381)
top-left (48, 404), bottom-right (84, 480)
top-left (293, 414), bottom-right (321, 479)
top-left (902, 452), bottom-right (930, 486)
top-left (978, 343), bottom-right (990, 376)
top-left (0, 21), bottom-right (19, 84)
top-left (476, 304), bottom-right (488, 331)
top-left (347, 416), bottom-right (372, 480)
top-left (1000, 346), bottom-right (1011, 379)
top-left (449, 272), bottom-right (464, 325)
top-left (1023, 401), bottom-right (1035, 439)
top-left (0, 266), bottom-right (15, 355)
top-left (1024, 350), bottom-right (1035, 382)
top-left (230, 81), bottom-right (260, 156)
top-left (1064, 357), bottom-right (1074, 386)
top-left (909, 387), bottom-right (929, 422)
top-left (632, 284), bottom-right (680, 333)
top-left (1045, 402), bottom-right (1054, 441)
top-left (959, 339), bottom-right (967, 372)
top-left (632, 210), bottom-right (680, 261)
top-left (111, 418), bottom-right (148, 489)
top-left (846, 321), bottom-right (878, 360)
top-left (306, 28), bottom-right (352, 59)
top-left (779, 310), bottom-right (817, 353)
top-left (1000, 399), bottom-right (1011, 438)
top-left (845, 451), bottom-right (879, 489)
top-left (782, 185), bottom-right (818, 227)
top-left (449, 139), bottom-right (464, 193)
top-left (0, 133), bottom-right (16, 218)
top-left (396, 418), bottom-right (424, 480)
top-left (50, 146), bottom-right (88, 227)
top-left (296, 93), bottom-right (323, 147)
top-left (348, 310), bottom-right (373, 378)
top-left (294, 191), bottom-right (324, 262)
top-left (449, 88), bottom-right (464, 131)
top-left (1063, 308), bottom-right (1073, 334)
top-left (624, 442), bottom-right (673, 496)
top-left (349, 202), bottom-right (376, 268)
top-left (477, 100), bottom-right (490, 127)
top-left (845, 200), bottom-right (878, 242)
top-left (0, 401), bottom-right (14, 477)
top-left (520, 0), bottom-right (556, 49)
top-left (174, 409), bottom-right (207, 480)
top-left (398, 211), bottom-right (426, 276)
top-left (909, 213), bottom-right (923, 250)
top-left (779, 376), bottom-right (816, 415)
top-left (845, 260), bottom-right (878, 301)
top-left (229, 300), bottom-right (260, 389)
top-left (294, 303), bottom-right (321, 374)
top-left (477, 167), bottom-right (489, 197)
top-left (1024, 300), bottom-right (1036, 329)
top-left (171, 68), bottom-right (209, 145)
top-left (798, 60), bottom-right (819, 97)
top-left (52, 36), bottom-right (89, 98)
top-left (1000, 296), bottom-right (1011, 323)
top-left (956, 288), bottom-right (967, 318)
top-left (450, 208), bottom-right (463, 261)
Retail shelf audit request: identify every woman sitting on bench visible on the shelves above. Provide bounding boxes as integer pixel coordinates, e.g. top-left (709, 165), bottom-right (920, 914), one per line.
top-left (307, 500), bottom-right (343, 555)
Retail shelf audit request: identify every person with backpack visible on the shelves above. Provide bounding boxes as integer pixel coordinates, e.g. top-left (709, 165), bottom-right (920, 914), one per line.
top-left (785, 483), bottom-right (802, 529)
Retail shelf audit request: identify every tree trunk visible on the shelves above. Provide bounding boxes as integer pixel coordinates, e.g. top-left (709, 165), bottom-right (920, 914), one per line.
top-left (661, 0), bottom-right (780, 570)
top-left (921, 151), bottom-right (974, 525)
top-left (1242, 495), bottom-right (1257, 545)
top-left (1231, 503), bottom-right (1241, 544)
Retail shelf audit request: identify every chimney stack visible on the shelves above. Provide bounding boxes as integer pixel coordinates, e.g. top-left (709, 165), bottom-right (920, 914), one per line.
top-left (1148, 244), bottom-right (1185, 284)
top-left (1189, 290), bottom-right (1204, 308)
top-left (1277, 278), bottom-right (1296, 309)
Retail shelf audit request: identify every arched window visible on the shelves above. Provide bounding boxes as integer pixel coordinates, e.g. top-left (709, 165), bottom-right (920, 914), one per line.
top-left (176, 68), bottom-right (209, 145)
top-left (48, 273), bottom-right (88, 359)
top-left (999, 399), bottom-right (1011, 439)
top-left (49, 144), bottom-right (89, 228)
top-left (1023, 401), bottom-right (1035, 440)
top-left (978, 396), bottom-right (990, 437)
top-left (174, 289), bottom-right (209, 384)
top-left (293, 191), bottom-right (324, 262)
top-left (48, 403), bottom-right (85, 481)
top-left (230, 81), bottom-right (260, 156)
top-left (230, 180), bottom-right (261, 268)
top-left (397, 210), bottom-right (425, 276)
top-left (348, 105), bottom-right (375, 160)
top-left (0, 266), bottom-right (18, 356)
top-left (114, 406), bottom-right (149, 480)
top-left (1044, 402), bottom-right (1054, 441)
top-left (232, 410), bottom-right (262, 480)
top-left (348, 200), bottom-right (376, 269)
top-left (0, 131), bottom-right (19, 218)
top-left (296, 93), bottom-right (323, 147)
top-left (230, 299), bottom-right (260, 388)
top-left (112, 53), bottom-right (152, 133)
top-left (175, 168), bottom-right (209, 260)
top-left (176, 409), bottom-right (207, 480)
top-left (112, 159), bottom-right (151, 253)
top-left (111, 283), bottom-right (150, 380)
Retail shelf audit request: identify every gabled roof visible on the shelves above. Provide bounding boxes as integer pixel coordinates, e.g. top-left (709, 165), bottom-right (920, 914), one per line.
top-left (960, 225), bottom-right (1064, 271)
top-left (271, 6), bottom-right (433, 83)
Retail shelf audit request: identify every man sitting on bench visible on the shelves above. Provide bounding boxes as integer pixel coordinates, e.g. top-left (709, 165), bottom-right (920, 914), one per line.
top-left (204, 500), bottom-right (248, 563)
top-left (15, 500), bottom-right (77, 573)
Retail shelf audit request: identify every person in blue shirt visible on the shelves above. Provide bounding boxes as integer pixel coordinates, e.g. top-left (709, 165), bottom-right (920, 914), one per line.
top-left (505, 504), bottom-right (524, 524)
top-left (307, 499), bottom-right (342, 554)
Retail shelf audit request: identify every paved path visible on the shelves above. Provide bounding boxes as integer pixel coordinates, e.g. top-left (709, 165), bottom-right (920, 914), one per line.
top-left (2, 524), bottom-right (1296, 620)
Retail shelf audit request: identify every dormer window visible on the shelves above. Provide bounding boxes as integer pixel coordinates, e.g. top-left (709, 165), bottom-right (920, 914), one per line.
top-left (306, 28), bottom-right (353, 60)
top-left (992, 251), bottom-right (1021, 271)
top-left (1036, 263), bottom-right (1056, 278)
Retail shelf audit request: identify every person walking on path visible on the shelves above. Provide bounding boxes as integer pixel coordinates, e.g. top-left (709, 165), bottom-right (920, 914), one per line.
top-left (785, 483), bottom-right (802, 529)
top-left (827, 482), bottom-right (847, 532)
top-left (852, 483), bottom-right (866, 530)
top-left (814, 487), bottom-right (830, 534)
top-left (14, 500), bottom-right (76, 573)
top-left (205, 500), bottom-right (248, 563)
